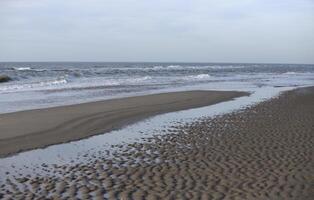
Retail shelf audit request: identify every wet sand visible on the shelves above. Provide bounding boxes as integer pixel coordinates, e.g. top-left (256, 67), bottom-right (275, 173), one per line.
top-left (0, 90), bottom-right (247, 157)
top-left (1, 87), bottom-right (313, 199)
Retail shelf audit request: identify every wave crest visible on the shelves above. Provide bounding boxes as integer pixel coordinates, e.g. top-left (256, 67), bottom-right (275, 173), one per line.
top-left (283, 71), bottom-right (297, 75)
top-left (184, 74), bottom-right (211, 80)
top-left (0, 78), bottom-right (68, 92)
top-left (13, 67), bottom-right (32, 71)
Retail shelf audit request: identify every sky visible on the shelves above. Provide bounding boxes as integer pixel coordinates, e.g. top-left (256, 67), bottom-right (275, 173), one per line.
top-left (0, 0), bottom-right (313, 64)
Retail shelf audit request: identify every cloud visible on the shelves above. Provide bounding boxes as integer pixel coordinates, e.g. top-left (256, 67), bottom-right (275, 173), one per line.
top-left (0, 0), bottom-right (313, 63)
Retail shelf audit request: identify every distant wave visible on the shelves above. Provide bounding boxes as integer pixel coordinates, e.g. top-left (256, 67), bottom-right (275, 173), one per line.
top-left (283, 71), bottom-right (297, 75)
top-left (0, 75), bottom-right (155, 93)
top-left (73, 65), bottom-right (245, 72)
top-left (123, 65), bottom-right (183, 71)
top-left (98, 76), bottom-right (152, 86)
top-left (13, 67), bottom-right (32, 71)
top-left (93, 76), bottom-right (152, 86)
top-left (49, 76), bottom-right (154, 91)
top-left (152, 66), bottom-right (164, 70)
top-left (10, 67), bottom-right (49, 72)
top-left (167, 65), bottom-right (182, 69)
top-left (131, 76), bottom-right (152, 82)
top-left (183, 74), bottom-right (211, 80)
top-left (47, 79), bottom-right (68, 85)
top-left (150, 65), bottom-right (244, 71)
top-left (97, 76), bottom-right (152, 86)
top-left (206, 65), bottom-right (245, 69)
top-left (141, 65), bottom-right (182, 71)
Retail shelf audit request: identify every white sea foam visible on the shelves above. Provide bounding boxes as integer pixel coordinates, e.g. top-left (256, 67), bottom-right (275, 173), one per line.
top-left (184, 74), bottom-right (211, 80)
top-left (0, 79), bottom-right (68, 92)
top-left (13, 67), bottom-right (32, 71)
top-left (131, 76), bottom-right (152, 82)
top-left (99, 76), bottom-right (152, 86)
top-left (206, 65), bottom-right (245, 69)
top-left (167, 65), bottom-right (182, 69)
top-left (152, 66), bottom-right (164, 70)
top-left (114, 65), bottom-right (245, 71)
top-left (283, 71), bottom-right (297, 75)
top-left (95, 76), bottom-right (152, 87)
top-left (161, 65), bottom-right (245, 70)
top-left (57, 76), bottom-right (153, 90)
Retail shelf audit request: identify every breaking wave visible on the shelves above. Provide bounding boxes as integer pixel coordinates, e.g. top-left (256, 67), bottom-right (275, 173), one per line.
top-left (0, 78), bottom-right (68, 93)
top-left (185, 74), bottom-right (211, 80)
top-left (283, 71), bottom-right (297, 75)
top-left (13, 67), bottom-right (32, 71)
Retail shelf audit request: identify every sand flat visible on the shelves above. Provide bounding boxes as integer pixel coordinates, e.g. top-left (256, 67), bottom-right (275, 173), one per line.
top-left (0, 90), bottom-right (247, 157)
top-left (1, 87), bottom-right (313, 199)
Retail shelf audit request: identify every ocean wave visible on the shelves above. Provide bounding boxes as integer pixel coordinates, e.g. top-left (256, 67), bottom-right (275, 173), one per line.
top-left (10, 67), bottom-right (49, 72)
top-left (122, 65), bottom-right (182, 71)
top-left (167, 65), bottom-right (182, 69)
top-left (0, 78), bottom-right (68, 92)
top-left (87, 64), bottom-right (245, 72)
top-left (283, 71), bottom-right (297, 75)
top-left (152, 66), bottom-right (164, 70)
top-left (183, 74), bottom-right (211, 80)
top-left (131, 76), bottom-right (152, 82)
top-left (13, 67), bottom-right (32, 71)
top-left (0, 75), bottom-right (154, 93)
top-left (206, 65), bottom-right (245, 69)
top-left (55, 76), bottom-right (154, 91)
top-left (151, 65), bottom-right (244, 71)
top-left (97, 76), bottom-right (152, 86)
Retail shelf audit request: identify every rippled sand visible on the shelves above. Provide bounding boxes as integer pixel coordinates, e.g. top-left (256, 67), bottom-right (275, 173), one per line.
top-left (1, 87), bottom-right (314, 199)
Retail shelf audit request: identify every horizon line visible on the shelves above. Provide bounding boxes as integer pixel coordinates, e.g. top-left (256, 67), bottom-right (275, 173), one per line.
top-left (0, 61), bottom-right (313, 65)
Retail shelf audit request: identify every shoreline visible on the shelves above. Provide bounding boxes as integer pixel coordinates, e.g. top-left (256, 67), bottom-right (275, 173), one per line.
top-left (0, 90), bottom-right (248, 157)
top-left (1, 87), bottom-right (313, 199)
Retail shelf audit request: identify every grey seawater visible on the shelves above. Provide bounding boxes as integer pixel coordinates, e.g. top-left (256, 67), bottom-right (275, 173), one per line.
top-left (0, 62), bottom-right (313, 113)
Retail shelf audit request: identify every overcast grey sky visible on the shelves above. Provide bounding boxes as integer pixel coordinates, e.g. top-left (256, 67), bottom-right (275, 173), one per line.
top-left (0, 0), bottom-right (313, 63)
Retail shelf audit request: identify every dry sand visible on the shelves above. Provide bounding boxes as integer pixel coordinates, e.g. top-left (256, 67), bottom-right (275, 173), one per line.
top-left (1, 87), bottom-right (313, 199)
top-left (0, 90), bottom-right (247, 157)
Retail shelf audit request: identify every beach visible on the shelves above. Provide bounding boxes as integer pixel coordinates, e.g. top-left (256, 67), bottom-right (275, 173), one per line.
top-left (0, 90), bottom-right (247, 157)
top-left (1, 0), bottom-right (314, 198)
top-left (1, 86), bottom-right (313, 199)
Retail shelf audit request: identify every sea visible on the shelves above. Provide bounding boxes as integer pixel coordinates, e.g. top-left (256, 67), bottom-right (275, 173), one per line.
top-left (0, 62), bottom-right (313, 113)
